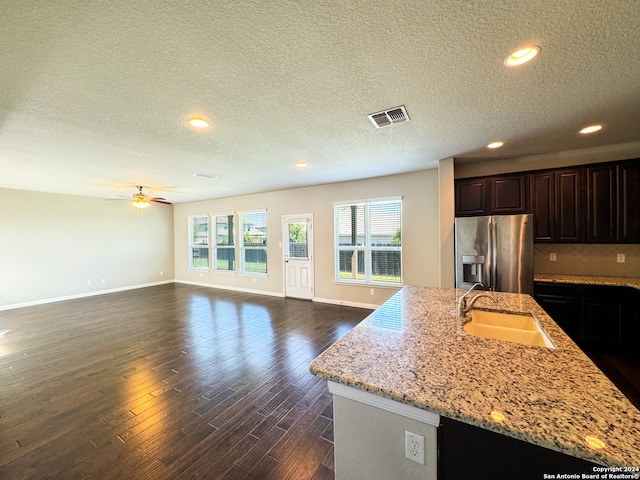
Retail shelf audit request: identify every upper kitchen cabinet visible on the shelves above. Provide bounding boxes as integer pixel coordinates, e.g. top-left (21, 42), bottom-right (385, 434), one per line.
top-left (584, 159), bottom-right (640, 243)
top-left (455, 174), bottom-right (528, 217)
top-left (553, 168), bottom-right (584, 243)
top-left (586, 164), bottom-right (616, 243)
top-left (530, 171), bottom-right (555, 242)
top-left (490, 174), bottom-right (528, 214)
top-left (617, 159), bottom-right (640, 243)
top-left (456, 159), bottom-right (638, 243)
top-left (530, 168), bottom-right (584, 243)
top-left (455, 177), bottom-right (488, 216)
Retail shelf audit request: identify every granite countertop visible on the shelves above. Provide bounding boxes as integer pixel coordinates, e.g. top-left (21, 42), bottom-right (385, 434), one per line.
top-left (535, 274), bottom-right (640, 291)
top-left (309, 285), bottom-right (640, 467)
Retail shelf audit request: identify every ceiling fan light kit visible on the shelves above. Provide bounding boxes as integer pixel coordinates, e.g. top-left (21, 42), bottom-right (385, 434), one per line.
top-left (125, 186), bottom-right (172, 211)
top-left (132, 197), bottom-right (151, 209)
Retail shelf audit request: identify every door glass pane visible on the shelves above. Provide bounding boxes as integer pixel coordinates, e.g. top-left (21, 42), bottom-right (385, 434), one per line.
top-left (287, 221), bottom-right (308, 258)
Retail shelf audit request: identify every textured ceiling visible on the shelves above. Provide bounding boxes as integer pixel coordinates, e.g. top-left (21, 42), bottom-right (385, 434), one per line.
top-left (1, 1), bottom-right (639, 203)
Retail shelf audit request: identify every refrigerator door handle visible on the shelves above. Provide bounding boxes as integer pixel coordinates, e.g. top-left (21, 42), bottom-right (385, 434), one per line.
top-left (486, 219), bottom-right (493, 290)
top-left (491, 221), bottom-right (498, 291)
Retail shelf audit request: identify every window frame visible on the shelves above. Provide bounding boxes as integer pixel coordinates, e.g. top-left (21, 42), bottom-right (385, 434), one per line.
top-left (239, 209), bottom-right (268, 276)
top-left (188, 214), bottom-right (210, 270)
top-left (333, 197), bottom-right (402, 286)
top-left (212, 212), bottom-right (237, 273)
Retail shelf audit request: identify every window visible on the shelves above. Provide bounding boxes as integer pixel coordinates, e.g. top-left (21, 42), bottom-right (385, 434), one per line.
top-left (240, 210), bottom-right (267, 274)
top-left (189, 215), bottom-right (209, 269)
top-left (334, 198), bottom-right (402, 285)
top-left (213, 214), bottom-right (236, 271)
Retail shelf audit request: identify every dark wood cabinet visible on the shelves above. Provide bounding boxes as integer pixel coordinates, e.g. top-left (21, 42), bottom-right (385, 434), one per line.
top-left (489, 174), bottom-right (528, 214)
top-left (438, 416), bottom-right (597, 480)
top-left (534, 282), bottom-right (640, 356)
top-left (530, 171), bottom-right (554, 242)
top-left (455, 177), bottom-right (487, 216)
top-left (455, 174), bottom-right (528, 217)
top-left (554, 168), bottom-right (584, 242)
top-left (617, 160), bottom-right (640, 243)
top-left (534, 282), bottom-right (580, 337)
top-left (586, 165), bottom-right (616, 243)
top-left (456, 158), bottom-right (639, 243)
top-left (581, 286), bottom-right (639, 352)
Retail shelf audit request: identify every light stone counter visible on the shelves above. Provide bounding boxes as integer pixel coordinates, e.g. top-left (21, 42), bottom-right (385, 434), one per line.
top-left (535, 274), bottom-right (640, 291)
top-left (309, 285), bottom-right (640, 467)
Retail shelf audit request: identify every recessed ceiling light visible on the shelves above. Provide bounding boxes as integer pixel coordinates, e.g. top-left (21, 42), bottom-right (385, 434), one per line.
top-left (189, 118), bottom-right (210, 128)
top-left (504, 46), bottom-right (540, 66)
top-left (579, 124), bottom-right (603, 134)
top-left (487, 141), bottom-right (504, 149)
top-left (295, 161), bottom-right (307, 168)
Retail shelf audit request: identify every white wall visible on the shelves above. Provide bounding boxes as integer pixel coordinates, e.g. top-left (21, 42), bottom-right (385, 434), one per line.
top-left (438, 157), bottom-right (455, 288)
top-left (454, 141), bottom-right (640, 179)
top-left (334, 394), bottom-right (438, 480)
top-left (173, 169), bottom-right (440, 307)
top-left (0, 188), bottom-right (175, 309)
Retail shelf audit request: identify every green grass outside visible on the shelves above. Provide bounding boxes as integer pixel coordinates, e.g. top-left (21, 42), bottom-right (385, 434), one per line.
top-left (193, 258), bottom-right (266, 273)
top-left (338, 271), bottom-right (401, 284)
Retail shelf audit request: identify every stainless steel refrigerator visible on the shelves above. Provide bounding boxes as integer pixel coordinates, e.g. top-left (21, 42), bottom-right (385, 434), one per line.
top-left (455, 214), bottom-right (533, 294)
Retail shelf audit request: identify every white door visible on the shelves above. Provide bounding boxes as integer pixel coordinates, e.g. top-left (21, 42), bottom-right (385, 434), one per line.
top-left (283, 214), bottom-right (314, 299)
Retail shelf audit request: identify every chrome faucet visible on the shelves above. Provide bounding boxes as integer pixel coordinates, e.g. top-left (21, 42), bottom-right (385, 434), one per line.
top-left (457, 283), bottom-right (498, 316)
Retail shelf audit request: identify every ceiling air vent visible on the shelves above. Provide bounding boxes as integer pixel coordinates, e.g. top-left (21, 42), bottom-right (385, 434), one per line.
top-left (368, 105), bottom-right (409, 128)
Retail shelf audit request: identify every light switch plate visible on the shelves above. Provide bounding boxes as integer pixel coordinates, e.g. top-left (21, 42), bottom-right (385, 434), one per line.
top-left (549, 253), bottom-right (557, 262)
top-left (617, 253), bottom-right (625, 263)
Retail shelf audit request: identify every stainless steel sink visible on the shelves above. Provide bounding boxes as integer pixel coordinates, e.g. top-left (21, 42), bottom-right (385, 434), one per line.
top-left (463, 310), bottom-right (556, 349)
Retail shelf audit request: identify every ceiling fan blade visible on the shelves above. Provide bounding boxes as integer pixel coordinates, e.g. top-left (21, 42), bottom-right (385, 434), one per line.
top-left (150, 198), bottom-right (172, 205)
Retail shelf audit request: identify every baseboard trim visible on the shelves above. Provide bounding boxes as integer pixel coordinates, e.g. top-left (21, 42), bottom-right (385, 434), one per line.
top-left (1, 280), bottom-right (379, 312)
top-left (175, 280), bottom-right (286, 298)
top-left (313, 297), bottom-right (379, 310)
top-left (0, 280), bottom-right (176, 311)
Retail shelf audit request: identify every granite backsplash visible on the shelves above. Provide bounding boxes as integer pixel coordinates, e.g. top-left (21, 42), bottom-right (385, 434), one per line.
top-left (534, 244), bottom-right (640, 277)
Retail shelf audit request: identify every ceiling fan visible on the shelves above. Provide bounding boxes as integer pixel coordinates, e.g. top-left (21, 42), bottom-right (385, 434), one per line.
top-left (127, 186), bottom-right (172, 209)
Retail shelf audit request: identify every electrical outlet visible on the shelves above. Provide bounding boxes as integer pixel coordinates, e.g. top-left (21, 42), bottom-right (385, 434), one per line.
top-left (549, 253), bottom-right (557, 262)
top-left (101, 278), bottom-right (106, 284)
top-left (404, 430), bottom-right (425, 465)
top-left (370, 288), bottom-right (375, 296)
top-left (617, 253), bottom-right (625, 263)
top-left (160, 271), bottom-right (164, 276)
top-left (87, 280), bottom-right (92, 286)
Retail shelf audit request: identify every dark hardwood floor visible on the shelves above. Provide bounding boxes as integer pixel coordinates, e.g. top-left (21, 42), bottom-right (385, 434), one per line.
top-left (583, 350), bottom-right (640, 411)
top-left (0, 284), bottom-right (371, 479)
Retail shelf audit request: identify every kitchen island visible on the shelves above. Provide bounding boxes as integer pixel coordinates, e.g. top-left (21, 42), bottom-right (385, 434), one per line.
top-left (309, 286), bottom-right (640, 479)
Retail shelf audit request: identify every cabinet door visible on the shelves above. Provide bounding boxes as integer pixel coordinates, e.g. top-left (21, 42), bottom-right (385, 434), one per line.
top-left (586, 165), bottom-right (616, 243)
top-left (581, 297), bottom-right (624, 351)
top-left (554, 168), bottom-right (584, 242)
top-left (617, 160), bottom-right (640, 243)
top-left (438, 417), bottom-right (598, 479)
top-left (534, 282), bottom-right (580, 339)
top-left (489, 174), bottom-right (528, 214)
top-left (455, 178), bottom-right (488, 216)
top-left (530, 172), bottom-right (554, 242)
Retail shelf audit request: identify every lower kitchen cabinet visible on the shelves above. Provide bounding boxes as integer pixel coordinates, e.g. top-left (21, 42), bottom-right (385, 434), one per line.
top-left (534, 282), bottom-right (580, 338)
top-left (534, 282), bottom-right (640, 356)
top-left (438, 417), bottom-right (597, 480)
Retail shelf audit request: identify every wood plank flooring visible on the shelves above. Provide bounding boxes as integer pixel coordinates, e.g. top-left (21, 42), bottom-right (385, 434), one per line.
top-left (583, 350), bottom-right (640, 411)
top-left (0, 284), bottom-right (371, 479)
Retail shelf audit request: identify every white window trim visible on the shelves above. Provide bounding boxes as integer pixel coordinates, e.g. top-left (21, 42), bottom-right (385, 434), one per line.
top-left (239, 209), bottom-right (268, 277)
top-left (188, 214), bottom-right (210, 271)
top-left (211, 212), bottom-right (237, 273)
top-left (333, 199), bottom-right (403, 286)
